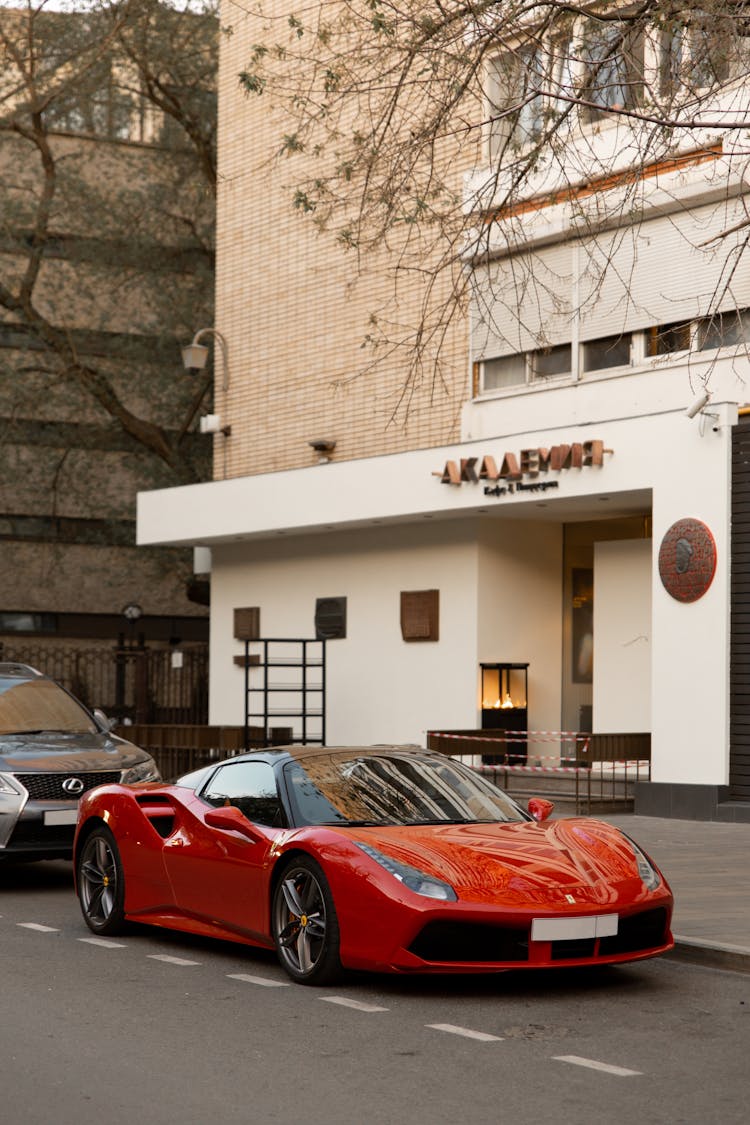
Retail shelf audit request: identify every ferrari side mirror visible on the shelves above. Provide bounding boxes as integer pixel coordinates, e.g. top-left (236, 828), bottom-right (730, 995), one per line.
top-left (528, 797), bottom-right (554, 823)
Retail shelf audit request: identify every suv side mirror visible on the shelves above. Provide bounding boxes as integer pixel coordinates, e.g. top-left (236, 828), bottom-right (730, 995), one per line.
top-left (93, 708), bottom-right (117, 733)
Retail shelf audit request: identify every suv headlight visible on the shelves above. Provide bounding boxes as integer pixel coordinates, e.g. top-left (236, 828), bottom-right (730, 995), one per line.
top-left (121, 758), bottom-right (161, 785)
top-left (357, 842), bottom-right (457, 901)
top-left (0, 773), bottom-right (24, 796)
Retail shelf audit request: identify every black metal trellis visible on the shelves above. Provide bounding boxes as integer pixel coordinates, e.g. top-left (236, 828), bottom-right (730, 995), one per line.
top-left (243, 637), bottom-right (326, 750)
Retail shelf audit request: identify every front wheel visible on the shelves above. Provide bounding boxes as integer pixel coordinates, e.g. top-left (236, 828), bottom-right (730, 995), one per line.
top-left (272, 856), bottom-right (342, 985)
top-left (77, 825), bottom-right (126, 935)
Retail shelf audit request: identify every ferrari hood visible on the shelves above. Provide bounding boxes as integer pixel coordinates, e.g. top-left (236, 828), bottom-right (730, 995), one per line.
top-left (348, 818), bottom-right (652, 908)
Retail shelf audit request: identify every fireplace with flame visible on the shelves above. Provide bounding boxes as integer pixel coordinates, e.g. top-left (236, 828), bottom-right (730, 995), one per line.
top-left (480, 662), bottom-right (528, 732)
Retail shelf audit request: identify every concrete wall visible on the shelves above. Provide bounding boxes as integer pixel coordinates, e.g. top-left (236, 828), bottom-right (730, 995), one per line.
top-left (594, 538), bottom-right (652, 733)
top-left (207, 517), bottom-right (565, 750)
top-left (477, 520), bottom-right (563, 735)
top-left (209, 523), bottom-right (480, 745)
top-left (650, 431), bottom-right (733, 788)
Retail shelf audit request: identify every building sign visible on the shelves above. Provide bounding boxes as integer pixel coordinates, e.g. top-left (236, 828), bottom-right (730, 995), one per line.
top-left (434, 440), bottom-right (612, 496)
top-left (658, 518), bottom-right (717, 603)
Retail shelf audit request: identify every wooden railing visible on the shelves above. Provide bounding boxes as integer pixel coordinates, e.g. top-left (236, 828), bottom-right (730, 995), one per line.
top-left (426, 729), bottom-right (652, 814)
top-left (426, 729), bottom-right (652, 767)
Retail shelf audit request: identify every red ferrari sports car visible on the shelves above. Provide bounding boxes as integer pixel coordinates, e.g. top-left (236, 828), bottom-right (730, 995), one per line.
top-left (74, 745), bottom-right (673, 984)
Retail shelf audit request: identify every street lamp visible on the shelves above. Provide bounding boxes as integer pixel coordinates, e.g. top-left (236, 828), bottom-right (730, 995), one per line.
top-left (181, 327), bottom-right (230, 391)
top-left (179, 327), bottom-right (232, 445)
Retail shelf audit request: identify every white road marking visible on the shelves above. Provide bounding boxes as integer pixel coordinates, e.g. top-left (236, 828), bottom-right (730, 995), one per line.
top-left (427, 1023), bottom-right (503, 1042)
top-left (553, 1055), bottom-right (642, 1077)
top-left (17, 922), bottom-right (59, 932)
top-left (78, 937), bottom-right (126, 949)
top-left (147, 954), bottom-right (201, 966)
top-left (321, 996), bottom-right (389, 1013)
top-left (227, 973), bottom-right (290, 988)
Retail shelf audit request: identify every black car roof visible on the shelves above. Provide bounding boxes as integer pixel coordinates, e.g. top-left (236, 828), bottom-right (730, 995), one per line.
top-left (221, 744), bottom-right (429, 767)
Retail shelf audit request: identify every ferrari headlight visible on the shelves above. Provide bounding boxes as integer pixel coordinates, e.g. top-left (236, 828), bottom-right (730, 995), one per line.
top-left (629, 839), bottom-right (661, 891)
top-left (121, 758), bottom-right (161, 785)
top-left (357, 842), bottom-right (457, 901)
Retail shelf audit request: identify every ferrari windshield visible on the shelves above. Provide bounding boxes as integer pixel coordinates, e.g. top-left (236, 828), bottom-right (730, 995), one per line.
top-left (0, 676), bottom-right (97, 735)
top-left (283, 751), bottom-right (526, 827)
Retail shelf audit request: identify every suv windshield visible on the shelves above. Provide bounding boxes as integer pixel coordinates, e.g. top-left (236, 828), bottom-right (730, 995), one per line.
top-left (0, 676), bottom-right (97, 735)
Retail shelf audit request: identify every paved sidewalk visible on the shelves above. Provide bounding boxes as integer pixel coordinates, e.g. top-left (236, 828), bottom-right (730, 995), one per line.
top-left (603, 813), bottom-right (750, 973)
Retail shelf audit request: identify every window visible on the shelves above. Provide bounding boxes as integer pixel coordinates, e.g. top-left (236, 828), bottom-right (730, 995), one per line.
top-left (201, 761), bottom-right (283, 827)
top-left (531, 343), bottom-right (571, 378)
top-left (581, 18), bottom-right (644, 119)
top-left (480, 343), bottom-right (571, 392)
top-left (647, 322), bottom-right (692, 356)
top-left (660, 8), bottom-right (750, 96)
top-left (482, 354), bottom-right (527, 390)
top-left (696, 308), bottom-right (750, 350)
top-left (582, 334), bottom-right (631, 372)
top-left (159, 87), bottom-right (217, 148)
top-left (487, 41), bottom-right (547, 158)
top-left (0, 612), bottom-right (57, 634)
top-left (477, 309), bottom-right (750, 402)
top-left (43, 60), bottom-right (137, 141)
top-left (487, 15), bottom-right (652, 157)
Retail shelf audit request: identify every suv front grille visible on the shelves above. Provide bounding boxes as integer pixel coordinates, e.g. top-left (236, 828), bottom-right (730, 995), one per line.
top-left (13, 771), bottom-right (122, 801)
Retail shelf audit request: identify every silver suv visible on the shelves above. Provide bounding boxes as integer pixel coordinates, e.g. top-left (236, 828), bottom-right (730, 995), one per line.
top-left (0, 663), bottom-right (160, 861)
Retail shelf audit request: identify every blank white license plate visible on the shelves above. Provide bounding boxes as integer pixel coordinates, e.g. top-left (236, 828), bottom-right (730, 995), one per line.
top-left (43, 810), bottom-right (79, 827)
top-left (531, 915), bottom-right (619, 942)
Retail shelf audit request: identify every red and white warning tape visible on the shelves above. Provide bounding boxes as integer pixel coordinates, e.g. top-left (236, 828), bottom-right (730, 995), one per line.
top-left (477, 763), bottom-right (584, 774)
top-left (430, 730), bottom-right (591, 749)
top-left (476, 760), bottom-right (647, 773)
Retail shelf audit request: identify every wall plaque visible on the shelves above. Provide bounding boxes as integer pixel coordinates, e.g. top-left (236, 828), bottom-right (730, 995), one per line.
top-left (400, 590), bottom-right (439, 641)
top-left (658, 518), bottom-right (717, 603)
top-left (234, 607), bottom-right (260, 640)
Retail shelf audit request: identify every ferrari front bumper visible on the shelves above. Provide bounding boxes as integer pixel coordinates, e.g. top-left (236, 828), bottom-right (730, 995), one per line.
top-left (340, 893), bottom-right (674, 974)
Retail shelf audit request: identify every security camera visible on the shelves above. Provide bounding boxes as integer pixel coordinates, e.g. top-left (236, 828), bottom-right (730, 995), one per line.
top-left (685, 390), bottom-right (711, 419)
top-left (199, 414), bottom-right (231, 436)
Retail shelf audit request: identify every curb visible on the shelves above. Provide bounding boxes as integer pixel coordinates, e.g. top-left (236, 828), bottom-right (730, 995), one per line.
top-left (667, 936), bottom-right (750, 974)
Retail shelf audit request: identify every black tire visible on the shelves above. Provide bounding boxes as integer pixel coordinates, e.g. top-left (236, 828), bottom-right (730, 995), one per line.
top-left (77, 825), bottom-right (126, 936)
top-left (272, 856), bottom-right (342, 985)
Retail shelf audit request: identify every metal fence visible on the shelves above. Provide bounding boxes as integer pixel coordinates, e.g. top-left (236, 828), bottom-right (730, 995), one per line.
top-left (112, 723), bottom-right (294, 780)
top-left (0, 640), bottom-right (209, 725)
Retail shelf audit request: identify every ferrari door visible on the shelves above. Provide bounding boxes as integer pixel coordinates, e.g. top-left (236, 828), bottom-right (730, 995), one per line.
top-left (162, 760), bottom-right (282, 939)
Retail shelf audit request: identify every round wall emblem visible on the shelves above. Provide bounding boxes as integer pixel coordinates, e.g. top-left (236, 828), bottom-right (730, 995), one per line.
top-left (658, 518), bottom-right (717, 603)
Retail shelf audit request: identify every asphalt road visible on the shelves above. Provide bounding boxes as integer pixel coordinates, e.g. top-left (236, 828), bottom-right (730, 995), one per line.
top-left (1, 861), bottom-right (748, 1125)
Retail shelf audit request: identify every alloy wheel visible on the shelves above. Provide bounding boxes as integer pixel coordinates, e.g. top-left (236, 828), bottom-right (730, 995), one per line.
top-left (79, 831), bottom-right (121, 931)
top-left (272, 858), bottom-right (341, 983)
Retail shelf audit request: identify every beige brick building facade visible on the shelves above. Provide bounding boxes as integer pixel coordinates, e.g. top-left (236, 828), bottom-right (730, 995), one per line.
top-left (215, 0), bottom-right (473, 479)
